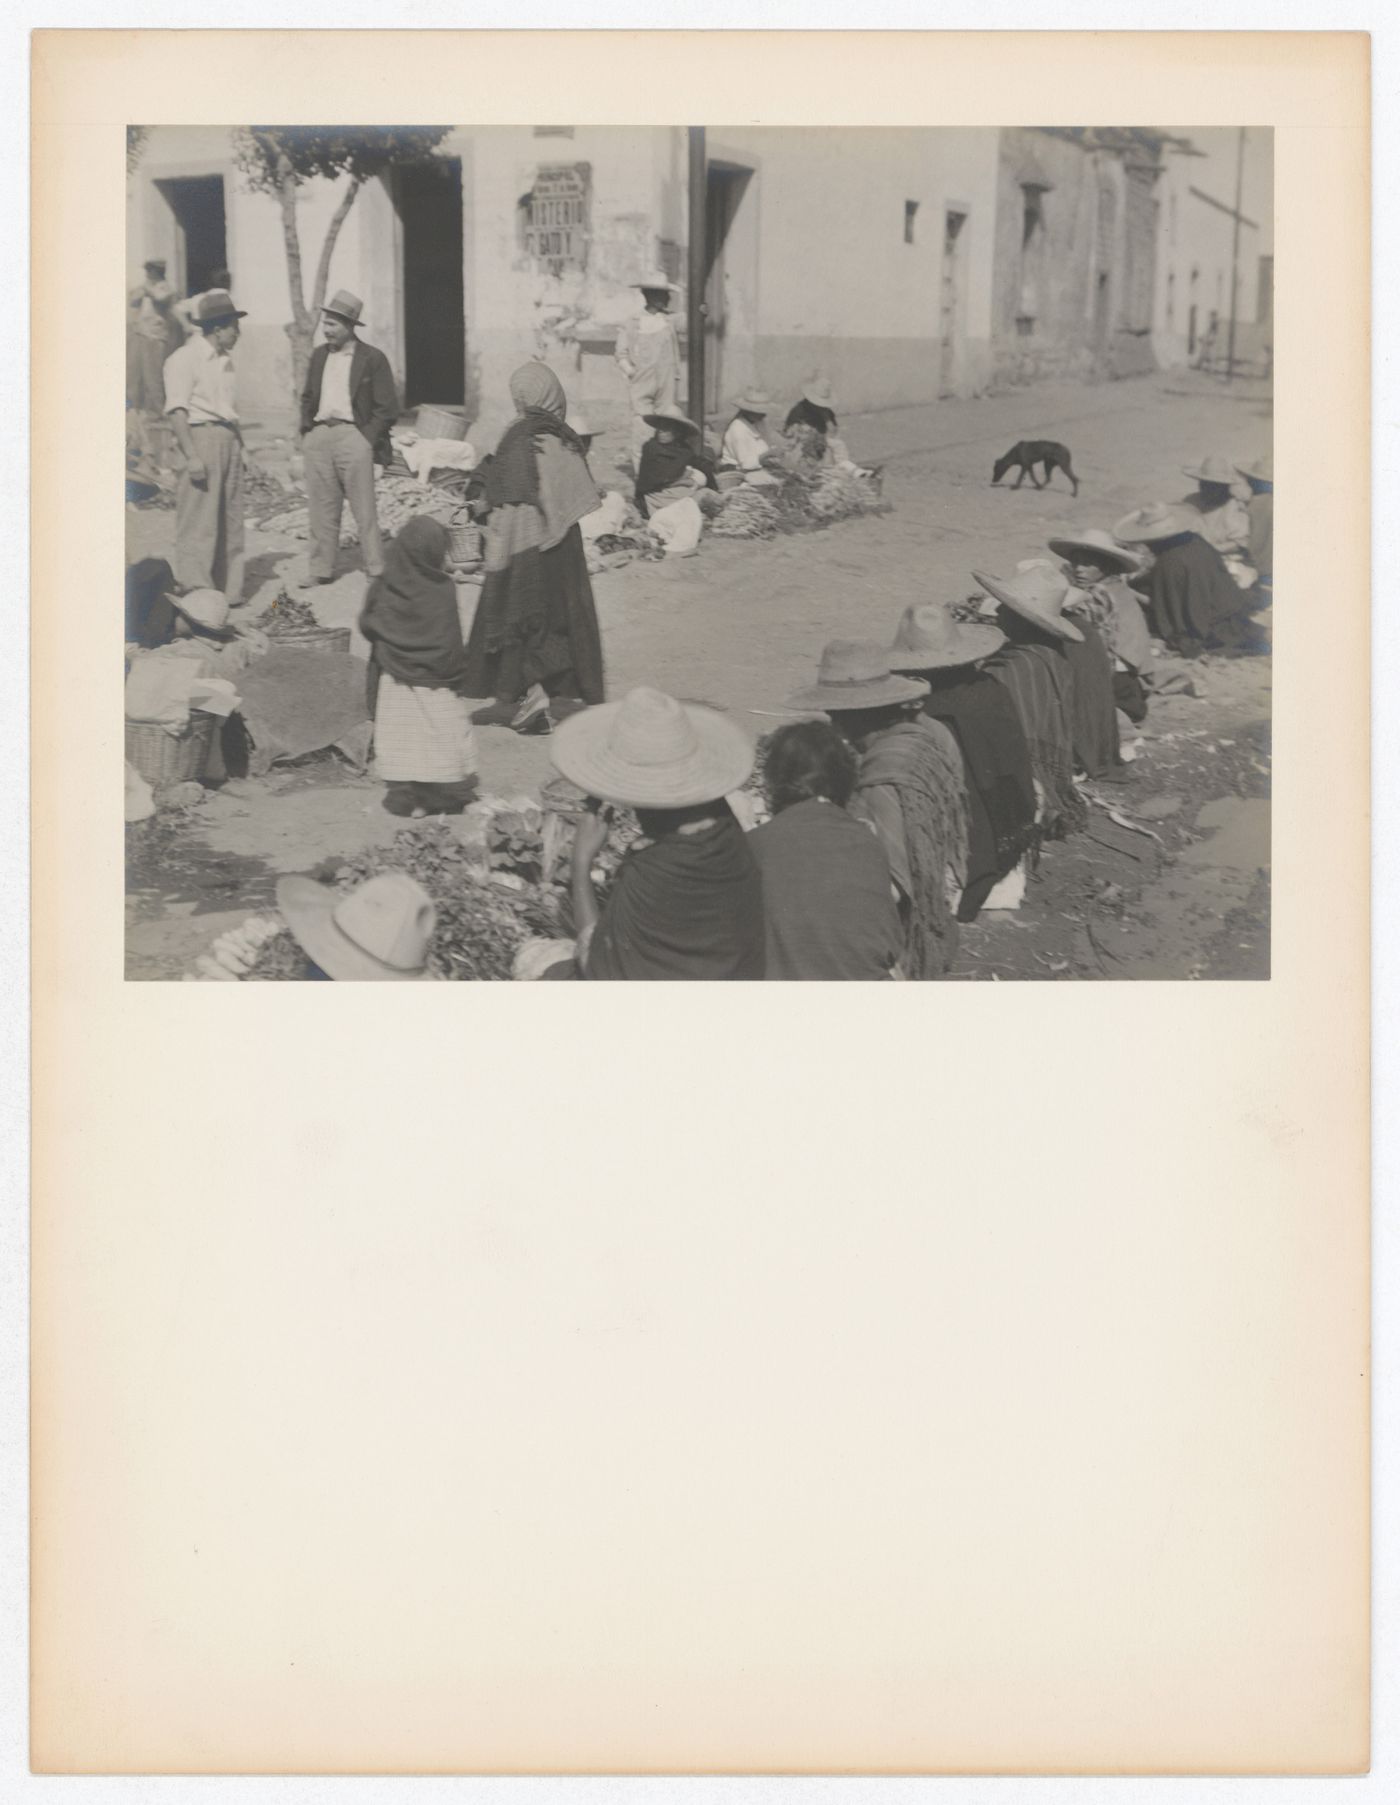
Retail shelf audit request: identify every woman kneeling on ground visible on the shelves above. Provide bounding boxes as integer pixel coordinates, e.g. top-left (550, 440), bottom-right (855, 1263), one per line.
top-left (787, 642), bottom-right (968, 981)
top-left (358, 514), bottom-right (480, 818)
top-left (749, 720), bottom-right (903, 980)
top-left (548, 686), bottom-right (765, 980)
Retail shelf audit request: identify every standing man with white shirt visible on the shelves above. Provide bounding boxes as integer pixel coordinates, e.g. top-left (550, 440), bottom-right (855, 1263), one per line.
top-left (299, 290), bottom-right (399, 584)
top-left (614, 271), bottom-right (681, 472)
top-left (162, 288), bottom-right (247, 606)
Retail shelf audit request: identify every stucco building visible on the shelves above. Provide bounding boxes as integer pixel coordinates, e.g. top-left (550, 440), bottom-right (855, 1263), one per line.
top-left (1152, 137), bottom-right (1269, 370)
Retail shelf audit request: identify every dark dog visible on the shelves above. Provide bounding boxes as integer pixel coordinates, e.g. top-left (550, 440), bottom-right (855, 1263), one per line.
top-left (991, 440), bottom-right (1079, 496)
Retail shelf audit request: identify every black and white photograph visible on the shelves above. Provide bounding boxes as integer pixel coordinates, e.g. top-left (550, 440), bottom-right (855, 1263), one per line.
top-left (124, 121), bottom-right (1274, 982)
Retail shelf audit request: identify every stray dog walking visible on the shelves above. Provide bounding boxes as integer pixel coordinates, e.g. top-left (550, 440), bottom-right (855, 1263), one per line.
top-left (992, 439), bottom-right (1080, 497)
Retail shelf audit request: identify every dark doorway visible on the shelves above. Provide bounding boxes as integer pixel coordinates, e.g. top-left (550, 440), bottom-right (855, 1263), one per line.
top-left (703, 162), bottom-right (752, 417)
top-left (154, 176), bottom-right (227, 297)
top-left (398, 158), bottom-right (465, 409)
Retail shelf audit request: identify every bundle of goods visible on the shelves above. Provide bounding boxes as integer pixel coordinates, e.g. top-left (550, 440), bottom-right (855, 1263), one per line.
top-left (708, 487), bottom-right (782, 540)
top-left (252, 471), bottom-right (460, 545)
top-left (241, 459), bottom-right (288, 508)
top-left (253, 589), bottom-right (321, 634)
top-left (591, 526), bottom-right (667, 561)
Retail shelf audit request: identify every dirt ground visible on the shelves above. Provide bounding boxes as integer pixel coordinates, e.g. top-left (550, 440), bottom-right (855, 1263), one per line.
top-left (126, 368), bottom-right (1272, 981)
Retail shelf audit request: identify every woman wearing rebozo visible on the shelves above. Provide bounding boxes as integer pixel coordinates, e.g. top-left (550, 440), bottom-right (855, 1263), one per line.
top-left (462, 363), bottom-right (605, 734)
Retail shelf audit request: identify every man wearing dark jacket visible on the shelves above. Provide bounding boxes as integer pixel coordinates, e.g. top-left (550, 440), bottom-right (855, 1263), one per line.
top-left (299, 289), bottom-right (399, 582)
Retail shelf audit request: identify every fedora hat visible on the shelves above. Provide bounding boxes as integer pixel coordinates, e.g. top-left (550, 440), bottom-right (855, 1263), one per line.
top-left (889, 602), bottom-right (1005, 672)
top-left (633, 268), bottom-right (675, 291)
top-left (275, 872), bottom-right (436, 981)
top-left (1236, 449), bottom-right (1273, 484)
top-left (732, 389), bottom-right (772, 415)
top-left (643, 404), bottom-right (700, 438)
top-left (1113, 502), bottom-right (1200, 546)
top-left (1046, 526), bottom-right (1142, 577)
top-left (195, 288), bottom-right (247, 325)
top-left (972, 566), bottom-right (1085, 644)
top-left (550, 687), bottom-right (754, 809)
top-left (803, 378), bottom-right (836, 408)
top-left (172, 587), bottom-right (231, 634)
top-left (787, 641), bottom-right (930, 714)
top-left (1181, 453), bottom-right (1238, 486)
top-left (321, 289), bottom-right (364, 325)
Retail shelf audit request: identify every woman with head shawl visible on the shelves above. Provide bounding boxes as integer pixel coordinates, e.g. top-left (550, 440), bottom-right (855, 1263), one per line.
top-left (548, 687), bottom-right (764, 981)
top-left (1114, 504), bottom-right (1256, 659)
top-left (887, 602), bottom-right (1038, 922)
top-left (748, 720), bottom-right (903, 979)
top-left (358, 514), bottom-right (479, 817)
top-left (787, 643), bottom-right (969, 980)
top-left (461, 362), bottom-right (606, 734)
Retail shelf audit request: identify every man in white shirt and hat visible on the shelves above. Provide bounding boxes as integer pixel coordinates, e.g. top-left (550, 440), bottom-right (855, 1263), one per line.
top-left (299, 289), bottom-right (400, 584)
top-left (614, 270), bottom-right (681, 470)
top-left (162, 287), bottom-right (248, 606)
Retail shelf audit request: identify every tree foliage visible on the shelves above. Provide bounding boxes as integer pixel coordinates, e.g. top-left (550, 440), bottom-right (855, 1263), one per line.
top-left (126, 126), bottom-right (150, 174)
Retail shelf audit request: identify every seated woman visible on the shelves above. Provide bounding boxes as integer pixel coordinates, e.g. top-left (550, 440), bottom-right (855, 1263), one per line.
top-left (1236, 451), bottom-right (1273, 604)
top-left (1046, 528), bottom-right (1155, 724)
top-left (126, 558), bottom-right (230, 652)
top-left (634, 406), bottom-right (717, 513)
top-left (787, 642), bottom-right (967, 980)
top-left (550, 686), bottom-right (764, 980)
top-left (358, 515), bottom-right (480, 817)
top-left (782, 377), bottom-right (874, 478)
top-left (1179, 452), bottom-right (1254, 584)
top-left (887, 601), bottom-right (1037, 922)
top-left (1007, 558), bottom-right (1124, 782)
top-left (748, 720), bottom-right (903, 979)
top-left (462, 362), bottom-right (605, 733)
top-left (1113, 503), bottom-right (1257, 659)
top-left (720, 390), bottom-right (781, 486)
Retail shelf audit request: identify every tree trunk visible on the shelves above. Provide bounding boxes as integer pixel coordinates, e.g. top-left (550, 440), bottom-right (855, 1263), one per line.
top-left (275, 153), bottom-right (315, 425)
top-left (310, 174), bottom-right (364, 319)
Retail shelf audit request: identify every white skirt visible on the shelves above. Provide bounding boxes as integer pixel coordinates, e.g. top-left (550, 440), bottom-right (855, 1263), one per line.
top-left (373, 673), bottom-right (479, 783)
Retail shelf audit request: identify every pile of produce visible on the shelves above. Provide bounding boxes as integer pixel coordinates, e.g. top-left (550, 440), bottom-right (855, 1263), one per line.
top-left (241, 459), bottom-right (288, 508)
top-left (253, 471), bottom-right (462, 546)
top-left (708, 487), bottom-right (782, 540)
top-left (252, 588), bottom-right (322, 635)
top-left (708, 463), bottom-right (890, 541)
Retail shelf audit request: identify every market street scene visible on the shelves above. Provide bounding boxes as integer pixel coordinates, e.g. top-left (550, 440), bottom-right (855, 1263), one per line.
top-left (124, 124), bottom-right (1273, 982)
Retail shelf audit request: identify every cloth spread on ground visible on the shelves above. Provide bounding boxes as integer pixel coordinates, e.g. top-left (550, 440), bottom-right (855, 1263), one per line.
top-left (851, 719), bottom-right (969, 980)
top-left (398, 437), bottom-right (477, 482)
top-left (585, 813), bottom-right (765, 981)
top-left (234, 646), bottom-right (372, 775)
top-left (984, 643), bottom-right (1087, 838)
top-left (635, 438), bottom-right (717, 515)
top-left (358, 516), bottom-right (467, 713)
top-left (648, 496), bottom-right (705, 557)
top-left (1144, 534), bottom-right (1254, 658)
top-left (749, 797), bottom-right (902, 979)
top-left (125, 653), bottom-right (240, 732)
top-left (921, 673), bottom-right (1038, 921)
top-left (1060, 621), bottom-right (1122, 778)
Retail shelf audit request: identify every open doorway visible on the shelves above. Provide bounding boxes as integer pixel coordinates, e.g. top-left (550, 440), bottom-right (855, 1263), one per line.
top-left (154, 175), bottom-right (227, 297)
top-left (703, 161), bottom-right (753, 418)
top-left (397, 158), bottom-right (465, 409)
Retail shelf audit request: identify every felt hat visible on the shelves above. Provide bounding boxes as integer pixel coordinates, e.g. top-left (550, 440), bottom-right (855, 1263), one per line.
top-left (889, 602), bottom-right (1005, 671)
top-left (732, 389), bottom-right (772, 415)
top-left (633, 269), bottom-right (675, 292)
top-left (321, 289), bottom-right (364, 325)
top-left (787, 641), bottom-right (930, 714)
top-left (195, 288), bottom-right (247, 325)
top-left (803, 378), bottom-right (836, 408)
top-left (566, 410), bottom-right (593, 438)
top-left (172, 587), bottom-right (230, 634)
top-left (643, 404), bottom-right (700, 438)
top-left (972, 566), bottom-right (1086, 644)
top-left (1046, 526), bottom-right (1143, 576)
top-left (1181, 453), bottom-right (1238, 485)
top-left (1236, 450), bottom-right (1273, 484)
top-left (275, 872), bottom-right (436, 981)
top-left (550, 687), bottom-right (755, 809)
top-left (1113, 502), bottom-right (1200, 546)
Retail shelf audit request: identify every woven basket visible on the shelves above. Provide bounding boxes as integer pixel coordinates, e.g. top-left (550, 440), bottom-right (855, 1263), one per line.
top-left (415, 405), bottom-right (469, 442)
top-left (266, 626), bottom-right (352, 659)
top-left (125, 713), bottom-right (218, 788)
top-left (447, 505), bottom-right (483, 567)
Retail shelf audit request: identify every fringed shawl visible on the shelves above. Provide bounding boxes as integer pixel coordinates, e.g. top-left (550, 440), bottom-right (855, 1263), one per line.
top-left (922, 673), bottom-right (1038, 920)
top-left (984, 644), bottom-right (1087, 839)
top-left (586, 815), bottom-right (765, 981)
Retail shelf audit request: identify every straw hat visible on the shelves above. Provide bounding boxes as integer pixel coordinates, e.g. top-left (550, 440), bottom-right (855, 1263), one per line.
top-left (1113, 502), bottom-right (1200, 546)
top-left (972, 566), bottom-right (1085, 644)
top-left (566, 410), bottom-right (593, 438)
top-left (275, 872), bottom-right (437, 981)
top-left (1046, 527), bottom-right (1142, 577)
top-left (321, 289), bottom-right (364, 325)
top-left (787, 641), bottom-right (930, 713)
top-left (1236, 450), bottom-right (1273, 484)
top-left (633, 269), bottom-right (675, 292)
top-left (173, 587), bottom-right (230, 634)
top-left (549, 687), bottom-right (755, 809)
top-left (1181, 453), bottom-right (1238, 486)
top-left (643, 404), bottom-right (700, 437)
top-left (803, 378), bottom-right (836, 408)
top-left (732, 389), bottom-right (772, 415)
top-left (888, 602), bottom-right (1005, 671)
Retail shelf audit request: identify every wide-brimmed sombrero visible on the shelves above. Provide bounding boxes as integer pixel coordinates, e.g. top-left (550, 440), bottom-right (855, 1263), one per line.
top-left (549, 687), bottom-right (754, 809)
top-left (1236, 450), bottom-right (1273, 484)
top-left (888, 602), bottom-right (1005, 671)
top-left (276, 872), bottom-right (436, 981)
top-left (1181, 453), bottom-right (1239, 486)
top-left (642, 404), bottom-right (700, 437)
top-left (1046, 527), bottom-right (1142, 577)
top-left (731, 389), bottom-right (772, 415)
top-left (803, 379), bottom-right (836, 408)
top-left (787, 641), bottom-right (930, 713)
top-left (972, 566), bottom-right (1085, 644)
top-left (1112, 502), bottom-right (1200, 546)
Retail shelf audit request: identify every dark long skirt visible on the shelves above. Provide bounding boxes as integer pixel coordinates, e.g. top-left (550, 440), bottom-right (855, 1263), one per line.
top-left (461, 524), bottom-right (604, 705)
